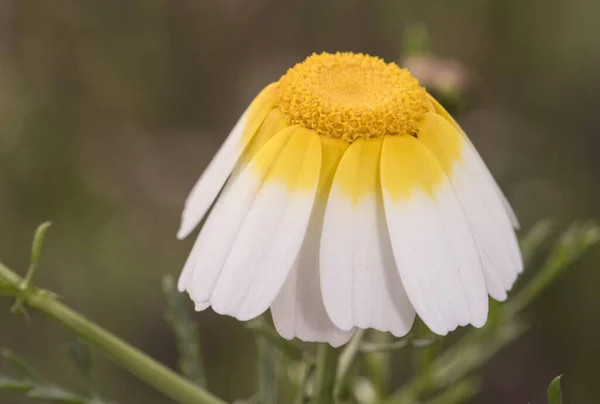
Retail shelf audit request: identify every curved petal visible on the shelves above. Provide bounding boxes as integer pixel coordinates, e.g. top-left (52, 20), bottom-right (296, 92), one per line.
top-left (416, 112), bottom-right (523, 299)
top-left (270, 137), bottom-right (354, 347)
top-left (182, 126), bottom-right (298, 303)
top-left (320, 138), bottom-right (415, 336)
top-left (177, 83), bottom-right (279, 240)
top-left (194, 302), bottom-right (210, 311)
top-left (380, 135), bottom-right (488, 335)
top-left (271, 201), bottom-right (354, 347)
top-left (428, 94), bottom-right (520, 229)
top-left (210, 128), bottom-right (322, 320)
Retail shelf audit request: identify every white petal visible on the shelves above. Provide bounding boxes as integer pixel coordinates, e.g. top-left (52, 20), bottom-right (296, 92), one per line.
top-left (177, 226), bottom-right (203, 292)
top-left (194, 301), bottom-right (210, 311)
top-left (384, 191), bottom-right (488, 334)
top-left (321, 193), bottom-right (416, 336)
top-left (209, 129), bottom-right (322, 320)
top-left (271, 201), bottom-right (354, 347)
top-left (178, 180), bottom-right (239, 292)
top-left (177, 84), bottom-right (278, 240)
top-left (496, 180), bottom-right (520, 229)
top-left (480, 252), bottom-right (508, 301)
top-left (451, 151), bottom-right (523, 298)
top-left (380, 136), bottom-right (488, 335)
top-left (177, 110), bottom-right (250, 240)
top-left (182, 127), bottom-right (302, 303)
top-left (428, 94), bottom-right (520, 229)
top-left (416, 113), bottom-right (523, 299)
top-left (210, 185), bottom-right (318, 320)
top-left (467, 144), bottom-right (520, 230)
top-left (184, 164), bottom-right (263, 302)
top-left (320, 140), bottom-right (415, 336)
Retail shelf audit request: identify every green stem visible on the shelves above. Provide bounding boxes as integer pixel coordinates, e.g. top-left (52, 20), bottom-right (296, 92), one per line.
top-left (362, 331), bottom-right (393, 399)
top-left (423, 377), bottom-right (480, 404)
top-left (314, 344), bottom-right (339, 404)
top-left (334, 330), bottom-right (364, 400)
top-left (293, 361), bottom-right (315, 404)
top-left (257, 334), bottom-right (278, 404)
top-left (383, 321), bottom-right (525, 404)
top-left (0, 262), bottom-right (225, 404)
top-left (246, 316), bottom-right (312, 362)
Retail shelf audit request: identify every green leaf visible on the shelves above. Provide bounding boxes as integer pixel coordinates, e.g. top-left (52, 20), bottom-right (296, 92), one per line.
top-left (384, 321), bottom-right (526, 404)
top-left (29, 222), bottom-right (52, 274)
top-left (256, 334), bottom-right (278, 404)
top-left (548, 375), bottom-right (563, 404)
top-left (423, 377), bottom-right (480, 404)
top-left (1, 348), bottom-right (117, 403)
top-left (520, 219), bottom-right (555, 266)
top-left (11, 221), bottom-right (52, 313)
top-left (66, 335), bottom-right (93, 382)
top-left (162, 274), bottom-right (206, 387)
top-left (0, 262), bottom-right (226, 404)
top-left (1, 348), bottom-right (42, 383)
top-left (0, 280), bottom-right (17, 296)
top-left (27, 385), bottom-right (86, 403)
top-left (87, 398), bottom-right (118, 404)
top-left (506, 222), bottom-right (600, 317)
top-left (360, 334), bottom-right (411, 354)
top-left (0, 375), bottom-right (32, 392)
top-left (246, 317), bottom-right (310, 362)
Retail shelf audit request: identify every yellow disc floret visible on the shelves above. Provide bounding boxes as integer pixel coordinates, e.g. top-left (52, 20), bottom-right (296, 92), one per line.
top-left (276, 52), bottom-right (429, 142)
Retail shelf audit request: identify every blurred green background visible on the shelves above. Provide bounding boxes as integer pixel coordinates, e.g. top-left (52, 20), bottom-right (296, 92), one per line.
top-left (1, 1), bottom-right (599, 403)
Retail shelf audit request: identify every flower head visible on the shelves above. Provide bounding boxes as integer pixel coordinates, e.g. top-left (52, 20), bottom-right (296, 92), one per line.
top-left (177, 52), bottom-right (522, 347)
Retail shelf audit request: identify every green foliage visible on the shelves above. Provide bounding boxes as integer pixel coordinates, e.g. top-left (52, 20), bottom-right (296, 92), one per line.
top-left (10, 222), bottom-right (53, 316)
top-left (2, 349), bottom-right (42, 383)
top-left (520, 219), bottom-right (555, 266)
top-left (506, 221), bottom-right (600, 317)
top-left (28, 222), bottom-right (52, 278)
top-left (548, 375), bottom-right (563, 404)
top-left (1, 219), bottom-right (598, 403)
top-left (423, 378), bottom-right (480, 404)
top-left (0, 376), bottom-right (31, 393)
top-left (246, 316), bottom-right (311, 363)
top-left (384, 221), bottom-right (599, 404)
top-left (0, 281), bottom-right (15, 296)
top-left (66, 336), bottom-right (94, 385)
top-left (256, 333), bottom-right (278, 404)
top-left (0, 348), bottom-right (112, 404)
top-left (1, 225), bottom-right (224, 404)
top-left (162, 274), bottom-right (206, 387)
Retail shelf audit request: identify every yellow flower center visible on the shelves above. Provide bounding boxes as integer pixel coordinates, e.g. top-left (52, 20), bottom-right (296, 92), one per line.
top-left (276, 52), bottom-right (430, 142)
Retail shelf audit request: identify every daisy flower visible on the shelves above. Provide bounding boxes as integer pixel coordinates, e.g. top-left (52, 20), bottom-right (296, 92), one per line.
top-left (176, 52), bottom-right (522, 347)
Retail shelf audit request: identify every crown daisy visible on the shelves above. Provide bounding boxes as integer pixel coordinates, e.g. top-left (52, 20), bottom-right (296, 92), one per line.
top-left (176, 52), bottom-right (523, 347)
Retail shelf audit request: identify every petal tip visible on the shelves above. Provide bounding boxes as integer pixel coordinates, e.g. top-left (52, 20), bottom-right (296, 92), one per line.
top-left (235, 309), bottom-right (262, 322)
top-left (471, 317), bottom-right (488, 329)
top-left (426, 322), bottom-right (449, 336)
top-left (489, 290), bottom-right (508, 302)
top-left (176, 226), bottom-right (191, 240)
top-left (194, 301), bottom-right (210, 311)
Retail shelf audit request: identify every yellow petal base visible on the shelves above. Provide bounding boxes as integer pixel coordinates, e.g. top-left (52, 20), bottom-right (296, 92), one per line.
top-left (235, 53), bottom-right (466, 196)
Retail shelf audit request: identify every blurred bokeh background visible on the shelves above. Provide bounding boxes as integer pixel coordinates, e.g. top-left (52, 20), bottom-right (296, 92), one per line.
top-left (1, 1), bottom-right (599, 403)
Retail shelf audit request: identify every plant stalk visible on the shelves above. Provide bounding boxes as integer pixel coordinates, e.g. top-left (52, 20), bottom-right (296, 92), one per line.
top-left (0, 261), bottom-right (225, 404)
top-left (314, 343), bottom-right (339, 403)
